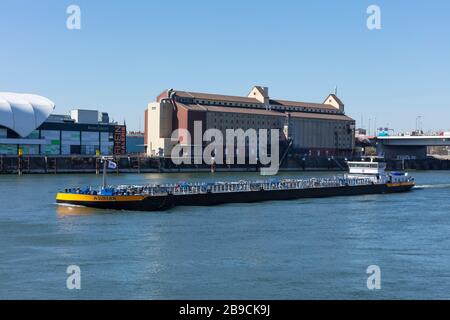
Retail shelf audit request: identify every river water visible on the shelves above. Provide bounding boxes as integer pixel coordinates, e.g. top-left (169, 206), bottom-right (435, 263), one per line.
top-left (0, 171), bottom-right (449, 299)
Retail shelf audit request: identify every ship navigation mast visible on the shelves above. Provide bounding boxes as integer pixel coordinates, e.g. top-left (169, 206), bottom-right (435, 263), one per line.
top-left (101, 156), bottom-right (116, 189)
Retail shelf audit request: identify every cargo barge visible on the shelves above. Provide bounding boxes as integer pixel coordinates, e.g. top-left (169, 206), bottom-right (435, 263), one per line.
top-left (56, 157), bottom-right (415, 211)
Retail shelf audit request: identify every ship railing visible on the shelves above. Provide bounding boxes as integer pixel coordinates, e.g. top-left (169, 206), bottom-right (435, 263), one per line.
top-left (170, 178), bottom-right (375, 194)
top-left (92, 176), bottom-right (380, 197)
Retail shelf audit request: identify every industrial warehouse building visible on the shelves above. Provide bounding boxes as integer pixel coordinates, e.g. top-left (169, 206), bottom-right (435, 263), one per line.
top-left (145, 86), bottom-right (355, 158)
top-left (0, 92), bottom-right (126, 156)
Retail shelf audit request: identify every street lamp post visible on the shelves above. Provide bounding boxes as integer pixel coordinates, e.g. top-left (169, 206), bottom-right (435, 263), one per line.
top-left (416, 116), bottom-right (422, 132)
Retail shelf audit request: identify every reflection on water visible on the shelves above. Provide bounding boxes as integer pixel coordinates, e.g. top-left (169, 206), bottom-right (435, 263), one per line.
top-left (56, 204), bottom-right (99, 217)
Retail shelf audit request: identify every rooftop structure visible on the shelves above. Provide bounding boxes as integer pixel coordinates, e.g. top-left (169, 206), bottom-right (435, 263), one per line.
top-left (158, 86), bottom-right (346, 115)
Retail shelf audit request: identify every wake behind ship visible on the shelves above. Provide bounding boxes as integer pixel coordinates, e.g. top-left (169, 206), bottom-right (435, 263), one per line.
top-left (56, 157), bottom-right (415, 211)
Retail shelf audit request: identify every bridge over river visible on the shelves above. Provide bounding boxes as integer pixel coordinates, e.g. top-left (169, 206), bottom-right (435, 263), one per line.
top-left (377, 135), bottom-right (450, 160)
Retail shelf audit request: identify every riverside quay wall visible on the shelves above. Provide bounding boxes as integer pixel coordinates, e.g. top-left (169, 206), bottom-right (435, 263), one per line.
top-left (1, 155), bottom-right (449, 175)
top-left (1, 155), bottom-right (353, 174)
top-left (385, 158), bottom-right (450, 171)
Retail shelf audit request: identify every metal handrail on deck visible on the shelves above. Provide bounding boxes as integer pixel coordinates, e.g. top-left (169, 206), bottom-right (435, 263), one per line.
top-left (62, 175), bottom-right (385, 197)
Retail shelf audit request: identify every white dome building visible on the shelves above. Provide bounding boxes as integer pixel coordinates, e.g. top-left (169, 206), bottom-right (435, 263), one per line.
top-left (0, 92), bottom-right (123, 158)
top-left (0, 92), bottom-right (55, 138)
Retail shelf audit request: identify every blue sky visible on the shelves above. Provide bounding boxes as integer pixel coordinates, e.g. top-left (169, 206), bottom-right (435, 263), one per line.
top-left (1, 0), bottom-right (449, 132)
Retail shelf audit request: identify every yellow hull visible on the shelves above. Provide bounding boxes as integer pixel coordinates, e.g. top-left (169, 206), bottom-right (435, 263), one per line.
top-left (56, 193), bottom-right (146, 203)
top-left (386, 182), bottom-right (415, 188)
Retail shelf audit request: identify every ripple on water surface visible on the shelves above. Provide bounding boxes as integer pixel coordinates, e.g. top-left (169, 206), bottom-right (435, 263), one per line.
top-left (0, 171), bottom-right (449, 299)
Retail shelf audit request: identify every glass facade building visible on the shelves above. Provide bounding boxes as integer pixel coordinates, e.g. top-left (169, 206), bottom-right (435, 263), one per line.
top-left (0, 115), bottom-right (126, 156)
